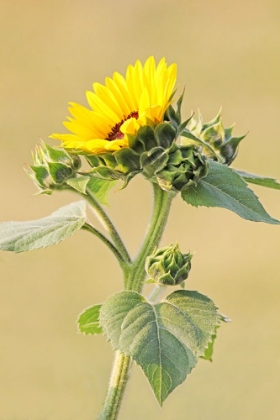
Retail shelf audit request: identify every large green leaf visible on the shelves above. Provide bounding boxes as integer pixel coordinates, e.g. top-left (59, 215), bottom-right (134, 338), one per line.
top-left (77, 304), bottom-right (103, 335)
top-left (87, 178), bottom-right (118, 205)
top-left (237, 170), bottom-right (280, 190)
top-left (99, 290), bottom-right (220, 405)
top-left (0, 201), bottom-right (87, 253)
top-left (182, 160), bottom-right (280, 224)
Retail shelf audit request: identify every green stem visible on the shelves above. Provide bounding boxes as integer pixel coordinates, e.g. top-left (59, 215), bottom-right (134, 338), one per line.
top-left (147, 284), bottom-right (168, 304)
top-left (99, 351), bottom-right (132, 420)
top-left (80, 187), bottom-right (131, 264)
top-left (82, 223), bottom-right (125, 268)
top-left (99, 183), bottom-right (175, 420)
top-left (125, 183), bottom-right (175, 291)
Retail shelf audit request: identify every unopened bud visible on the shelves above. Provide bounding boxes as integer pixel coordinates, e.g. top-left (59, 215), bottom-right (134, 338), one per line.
top-left (145, 243), bottom-right (193, 286)
top-left (26, 142), bottom-right (81, 194)
top-left (182, 109), bottom-right (246, 165)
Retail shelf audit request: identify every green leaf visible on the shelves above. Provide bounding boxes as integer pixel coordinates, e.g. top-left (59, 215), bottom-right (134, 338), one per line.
top-left (0, 201), bottom-right (87, 253)
top-left (182, 160), bottom-right (280, 224)
top-left (236, 170), bottom-right (280, 190)
top-left (200, 325), bottom-right (219, 362)
top-left (66, 175), bottom-right (90, 194)
top-left (87, 178), bottom-right (118, 205)
top-left (99, 290), bottom-right (220, 405)
top-left (77, 304), bottom-right (103, 335)
top-left (201, 312), bottom-right (230, 362)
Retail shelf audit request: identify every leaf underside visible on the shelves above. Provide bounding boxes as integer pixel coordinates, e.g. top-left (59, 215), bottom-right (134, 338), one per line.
top-left (0, 201), bottom-right (87, 253)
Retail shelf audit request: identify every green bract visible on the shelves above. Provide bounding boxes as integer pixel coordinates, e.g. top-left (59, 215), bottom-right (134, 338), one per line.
top-left (146, 243), bottom-right (193, 285)
top-left (143, 142), bottom-right (208, 192)
top-left (86, 122), bottom-right (208, 192)
top-left (85, 123), bottom-right (176, 186)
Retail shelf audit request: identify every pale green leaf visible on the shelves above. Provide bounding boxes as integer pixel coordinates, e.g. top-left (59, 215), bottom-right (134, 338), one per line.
top-left (77, 304), bottom-right (102, 335)
top-left (66, 176), bottom-right (90, 194)
top-left (236, 170), bottom-right (280, 190)
top-left (200, 325), bottom-right (219, 362)
top-left (87, 178), bottom-right (118, 205)
top-left (0, 201), bottom-right (87, 253)
top-left (201, 313), bottom-right (231, 361)
top-left (99, 290), bottom-right (220, 404)
top-left (182, 160), bottom-right (280, 224)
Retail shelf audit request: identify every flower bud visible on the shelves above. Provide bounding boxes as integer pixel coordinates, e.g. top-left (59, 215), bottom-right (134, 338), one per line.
top-left (145, 244), bottom-right (193, 286)
top-left (144, 143), bottom-right (209, 192)
top-left (182, 109), bottom-right (246, 165)
top-left (26, 142), bottom-right (81, 194)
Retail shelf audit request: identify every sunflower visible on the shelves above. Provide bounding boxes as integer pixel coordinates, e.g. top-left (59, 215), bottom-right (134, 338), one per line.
top-left (51, 57), bottom-right (177, 155)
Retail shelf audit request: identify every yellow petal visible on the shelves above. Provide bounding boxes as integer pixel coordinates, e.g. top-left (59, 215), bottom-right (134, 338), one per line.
top-left (52, 57), bottom-right (177, 155)
top-left (120, 118), bottom-right (141, 136)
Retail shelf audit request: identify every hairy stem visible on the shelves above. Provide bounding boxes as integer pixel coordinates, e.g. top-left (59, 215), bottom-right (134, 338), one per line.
top-left (78, 187), bottom-right (131, 264)
top-left (125, 183), bottom-right (175, 292)
top-left (82, 223), bottom-right (126, 268)
top-left (100, 183), bottom-right (175, 420)
top-left (99, 351), bottom-right (132, 420)
top-left (147, 284), bottom-right (168, 304)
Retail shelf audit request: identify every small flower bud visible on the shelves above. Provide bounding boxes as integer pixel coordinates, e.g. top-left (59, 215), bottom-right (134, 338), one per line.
top-left (26, 142), bottom-right (81, 194)
top-left (145, 243), bottom-right (193, 286)
top-left (182, 109), bottom-right (246, 165)
top-left (143, 143), bottom-right (208, 192)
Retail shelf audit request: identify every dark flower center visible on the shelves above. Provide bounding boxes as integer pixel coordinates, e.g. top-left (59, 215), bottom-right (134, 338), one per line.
top-left (106, 111), bottom-right (139, 141)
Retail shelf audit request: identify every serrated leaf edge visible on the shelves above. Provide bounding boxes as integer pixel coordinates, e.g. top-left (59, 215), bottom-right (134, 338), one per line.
top-left (77, 303), bottom-right (103, 336)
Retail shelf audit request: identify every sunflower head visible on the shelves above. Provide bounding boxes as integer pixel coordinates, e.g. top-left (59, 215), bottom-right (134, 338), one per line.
top-left (49, 57), bottom-right (209, 192)
top-left (51, 56), bottom-right (177, 156)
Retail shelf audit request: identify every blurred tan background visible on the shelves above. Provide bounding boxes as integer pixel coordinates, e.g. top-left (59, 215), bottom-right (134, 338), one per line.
top-left (1, 0), bottom-right (280, 419)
